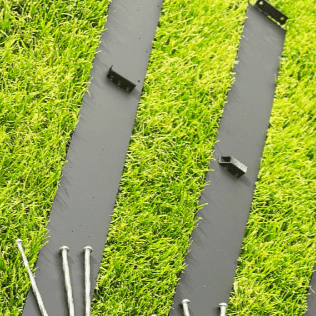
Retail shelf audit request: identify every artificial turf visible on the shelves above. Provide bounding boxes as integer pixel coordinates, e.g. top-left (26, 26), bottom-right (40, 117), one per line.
top-left (0, 0), bottom-right (315, 315)
top-left (0, 0), bottom-right (111, 314)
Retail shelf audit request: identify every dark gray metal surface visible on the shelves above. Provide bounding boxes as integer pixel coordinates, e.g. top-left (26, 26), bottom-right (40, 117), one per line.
top-left (305, 264), bottom-right (316, 315)
top-left (169, 5), bottom-right (285, 316)
top-left (22, 1), bottom-right (163, 315)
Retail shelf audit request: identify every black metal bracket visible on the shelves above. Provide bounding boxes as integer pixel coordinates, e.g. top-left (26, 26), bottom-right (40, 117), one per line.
top-left (107, 66), bottom-right (137, 93)
top-left (255, 0), bottom-right (288, 25)
top-left (219, 156), bottom-right (247, 178)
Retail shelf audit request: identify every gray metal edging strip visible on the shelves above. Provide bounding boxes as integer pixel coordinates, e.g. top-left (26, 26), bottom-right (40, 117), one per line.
top-left (22, 1), bottom-right (163, 315)
top-left (305, 266), bottom-right (316, 314)
top-left (169, 4), bottom-right (286, 316)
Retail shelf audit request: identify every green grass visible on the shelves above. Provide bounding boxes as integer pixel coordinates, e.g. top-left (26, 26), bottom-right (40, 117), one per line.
top-left (0, 0), bottom-right (111, 314)
top-left (0, 0), bottom-right (315, 315)
top-left (92, 0), bottom-right (248, 315)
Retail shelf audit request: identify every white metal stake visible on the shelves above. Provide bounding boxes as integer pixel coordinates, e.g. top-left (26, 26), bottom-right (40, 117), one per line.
top-left (182, 299), bottom-right (190, 316)
top-left (16, 239), bottom-right (49, 316)
top-left (83, 246), bottom-right (93, 316)
top-left (60, 246), bottom-right (75, 316)
top-left (219, 302), bottom-right (227, 316)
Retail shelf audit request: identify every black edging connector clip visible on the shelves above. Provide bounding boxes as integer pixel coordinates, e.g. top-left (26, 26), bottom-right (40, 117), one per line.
top-left (219, 156), bottom-right (247, 178)
top-left (107, 66), bottom-right (137, 93)
top-left (255, 0), bottom-right (288, 25)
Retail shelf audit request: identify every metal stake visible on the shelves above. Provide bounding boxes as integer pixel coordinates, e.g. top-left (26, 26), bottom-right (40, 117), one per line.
top-left (16, 239), bottom-right (49, 316)
top-left (219, 303), bottom-right (227, 316)
top-left (60, 246), bottom-right (75, 316)
top-left (182, 299), bottom-right (190, 316)
top-left (83, 246), bottom-right (93, 316)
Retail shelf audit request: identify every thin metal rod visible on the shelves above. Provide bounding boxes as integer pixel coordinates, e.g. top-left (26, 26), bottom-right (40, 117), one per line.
top-left (182, 299), bottom-right (190, 316)
top-left (219, 303), bottom-right (227, 316)
top-left (83, 246), bottom-right (93, 316)
top-left (16, 239), bottom-right (49, 316)
top-left (60, 246), bottom-right (75, 316)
